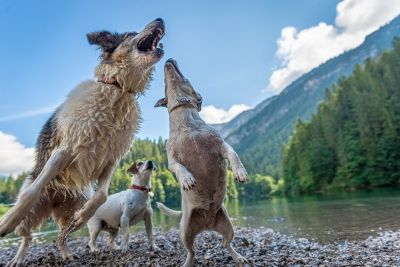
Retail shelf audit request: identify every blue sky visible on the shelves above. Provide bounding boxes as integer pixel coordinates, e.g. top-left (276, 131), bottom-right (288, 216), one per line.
top-left (0, 0), bottom-right (339, 146)
top-left (1, 0), bottom-right (400, 175)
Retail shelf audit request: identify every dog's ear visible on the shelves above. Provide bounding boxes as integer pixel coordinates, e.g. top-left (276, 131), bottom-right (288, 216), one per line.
top-left (87, 31), bottom-right (119, 52)
top-left (127, 162), bottom-right (139, 175)
top-left (154, 97), bottom-right (168, 108)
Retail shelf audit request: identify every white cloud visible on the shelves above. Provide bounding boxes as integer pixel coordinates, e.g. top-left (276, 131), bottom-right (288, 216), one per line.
top-left (0, 104), bottom-right (58, 122)
top-left (200, 104), bottom-right (251, 124)
top-left (0, 131), bottom-right (34, 176)
top-left (267, 0), bottom-right (400, 93)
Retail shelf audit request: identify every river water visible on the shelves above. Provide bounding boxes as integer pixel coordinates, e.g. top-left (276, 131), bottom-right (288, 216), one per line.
top-left (1, 188), bottom-right (399, 247)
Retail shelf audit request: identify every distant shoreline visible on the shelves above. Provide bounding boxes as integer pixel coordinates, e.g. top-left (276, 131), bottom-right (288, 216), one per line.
top-left (1, 227), bottom-right (399, 266)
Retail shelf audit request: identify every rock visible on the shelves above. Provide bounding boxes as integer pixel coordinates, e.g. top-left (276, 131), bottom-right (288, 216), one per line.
top-left (1, 228), bottom-right (400, 266)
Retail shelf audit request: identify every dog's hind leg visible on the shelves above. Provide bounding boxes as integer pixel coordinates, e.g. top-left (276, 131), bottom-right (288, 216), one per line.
top-left (211, 205), bottom-right (249, 265)
top-left (6, 234), bottom-right (32, 267)
top-left (87, 219), bottom-right (102, 252)
top-left (180, 211), bottom-right (201, 267)
top-left (60, 163), bottom-right (114, 242)
top-left (7, 200), bottom-right (52, 267)
top-left (106, 228), bottom-right (119, 249)
top-left (53, 193), bottom-right (86, 259)
top-left (0, 148), bottom-right (71, 237)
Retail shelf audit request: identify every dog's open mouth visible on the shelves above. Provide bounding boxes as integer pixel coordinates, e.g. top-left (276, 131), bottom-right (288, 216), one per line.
top-left (137, 27), bottom-right (164, 53)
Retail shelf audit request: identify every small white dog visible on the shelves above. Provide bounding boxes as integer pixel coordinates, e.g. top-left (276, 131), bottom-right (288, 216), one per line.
top-left (87, 160), bottom-right (159, 252)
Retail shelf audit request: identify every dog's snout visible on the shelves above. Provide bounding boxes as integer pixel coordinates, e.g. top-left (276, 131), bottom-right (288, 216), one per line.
top-left (152, 18), bottom-right (164, 28)
top-left (147, 160), bottom-right (156, 170)
top-left (166, 58), bottom-right (176, 65)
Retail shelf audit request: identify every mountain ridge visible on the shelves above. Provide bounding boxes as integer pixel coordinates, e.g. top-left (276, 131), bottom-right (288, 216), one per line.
top-left (223, 16), bottom-right (400, 175)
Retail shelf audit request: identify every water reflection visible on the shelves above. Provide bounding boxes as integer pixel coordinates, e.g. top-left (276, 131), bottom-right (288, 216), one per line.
top-left (227, 188), bottom-right (400, 243)
top-left (1, 189), bottom-right (399, 247)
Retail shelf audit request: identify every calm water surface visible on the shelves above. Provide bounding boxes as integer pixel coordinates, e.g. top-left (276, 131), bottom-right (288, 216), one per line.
top-left (1, 189), bottom-right (399, 247)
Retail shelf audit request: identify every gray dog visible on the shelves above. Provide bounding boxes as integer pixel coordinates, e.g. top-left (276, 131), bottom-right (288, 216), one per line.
top-left (155, 59), bottom-right (249, 267)
top-left (87, 160), bottom-right (159, 253)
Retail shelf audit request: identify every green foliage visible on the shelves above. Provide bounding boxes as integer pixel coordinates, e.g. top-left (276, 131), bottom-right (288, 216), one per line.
top-left (0, 172), bottom-right (27, 204)
top-left (0, 139), bottom-right (277, 207)
top-left (0, 204), bottom-right (10, 217)
top-left (282, 38), bottom-right (400, 194)
top-left (236, 173), bottom-right (282, 201)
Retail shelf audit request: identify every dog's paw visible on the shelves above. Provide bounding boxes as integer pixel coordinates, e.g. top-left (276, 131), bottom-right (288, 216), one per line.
top-left (232, 165), bottom-right (248, 183)
top-left (120, 244), bottom-right (129, 253)
top-left (6, 256), bottom-right (25, 267)
top-left (0, 209), bottom-right (19, 238)
top-left (235, 255), bottom-right (252, 266)
top-left (151, 244), bottom-right (161, 252)
top-left (0, 222), bottom-right (13, 238)
top-left (89, 246), bottom-right (100, 253)
top-left (181, 175), bottom-right (196, 190)
top-left (109, 244), bottom-right (120, 250)
top-left (62, 252), bottom-right (79, 261)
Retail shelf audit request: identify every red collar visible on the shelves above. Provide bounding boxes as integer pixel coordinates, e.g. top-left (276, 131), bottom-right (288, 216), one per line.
top-left (130, 184), bottom-right (152, 194)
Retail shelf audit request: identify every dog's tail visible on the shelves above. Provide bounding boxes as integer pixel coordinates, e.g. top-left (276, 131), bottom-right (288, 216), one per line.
top-left (156, 202), bottom-right (182, 218)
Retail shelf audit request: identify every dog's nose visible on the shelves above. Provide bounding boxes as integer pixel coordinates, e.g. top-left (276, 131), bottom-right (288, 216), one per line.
top-left (154, 18), bottom-right (163, 22)
top-left (147, 161), bottom-right (156, 170)
top-left (147, 160), bottom-right (157, 171)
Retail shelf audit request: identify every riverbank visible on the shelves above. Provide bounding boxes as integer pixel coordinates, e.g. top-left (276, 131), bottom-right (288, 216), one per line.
top-left (1, 227), bottom-right (399, 266)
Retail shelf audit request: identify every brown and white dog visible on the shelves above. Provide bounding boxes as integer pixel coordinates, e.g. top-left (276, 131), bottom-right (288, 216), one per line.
top-left (0, 18), bottom-right (165, 267)
top-left (155, 59), bottom-right (248, 267)
top-left (87, 160), bottom-right (158, 253)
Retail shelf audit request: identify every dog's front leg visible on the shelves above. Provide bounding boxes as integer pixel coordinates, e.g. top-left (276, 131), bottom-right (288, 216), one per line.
top-left (222, 142), bottom-right (248, 183)
top-left (59, 163), bottom-right (115, 242)
top-left (119, 214), bottom-right (130, 252)
top-left (0, 148), bottom-right (71, 237)
top-left (167, 147), bottom-right (196, 190)
top-left (144, 209), bottom-right (160, 251)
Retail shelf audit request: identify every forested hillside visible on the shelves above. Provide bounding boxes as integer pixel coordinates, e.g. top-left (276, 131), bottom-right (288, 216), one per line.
top-left (282, 39), bottom-right (400, 195)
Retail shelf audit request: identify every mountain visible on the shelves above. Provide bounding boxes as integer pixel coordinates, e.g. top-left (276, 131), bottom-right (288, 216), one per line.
top-left (223, 16), bottom-right (400, 176)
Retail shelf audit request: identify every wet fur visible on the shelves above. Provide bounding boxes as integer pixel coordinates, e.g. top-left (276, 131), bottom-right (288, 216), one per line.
top-left (0, 19), bottom-right (164, 267)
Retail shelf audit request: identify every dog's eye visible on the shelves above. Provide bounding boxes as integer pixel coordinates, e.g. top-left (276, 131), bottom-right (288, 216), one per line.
top-left (138, 162), bottom-right (143, 166)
